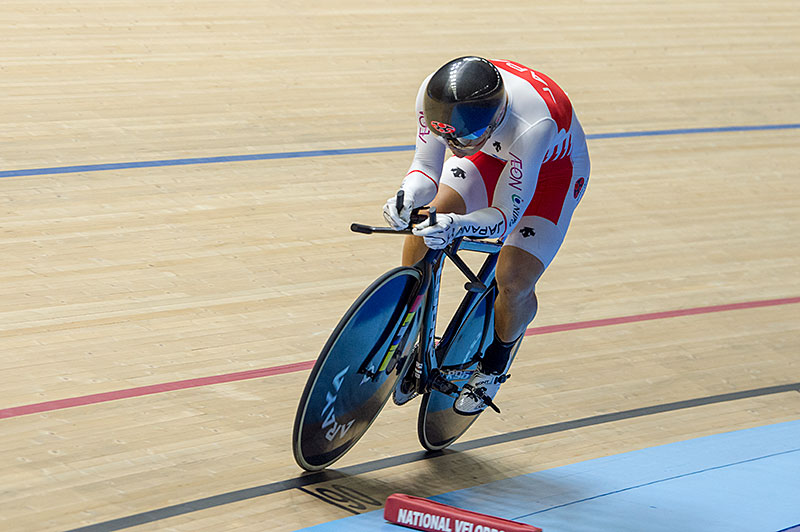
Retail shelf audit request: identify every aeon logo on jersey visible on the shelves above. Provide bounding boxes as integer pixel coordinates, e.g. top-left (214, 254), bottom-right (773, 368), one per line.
top-left (320, 366), bottom-right (355, 442)
top-left (508, 152), bottom-right (524, 191)
top-left (418, 111), bottom-right (430, 143)
top-left (430, 121), bottom-right (456, 135)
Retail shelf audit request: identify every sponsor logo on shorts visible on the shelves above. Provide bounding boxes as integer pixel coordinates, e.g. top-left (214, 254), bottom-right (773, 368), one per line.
top-left (519, 226), bottom-right (536, 238)
top-left (493, 141), bottom-right (502, 152)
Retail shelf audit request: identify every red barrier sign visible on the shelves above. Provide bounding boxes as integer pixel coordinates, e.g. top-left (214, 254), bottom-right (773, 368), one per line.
top-left (384, 493), bottom-right (542, 532)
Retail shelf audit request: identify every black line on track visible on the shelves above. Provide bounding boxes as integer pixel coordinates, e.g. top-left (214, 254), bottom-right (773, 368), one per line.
top-left (66, 382), bottom-right (800, 531)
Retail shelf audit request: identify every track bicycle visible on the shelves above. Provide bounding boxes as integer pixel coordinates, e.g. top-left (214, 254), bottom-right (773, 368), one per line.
top-left (292, 193), bottom-right (522, 471)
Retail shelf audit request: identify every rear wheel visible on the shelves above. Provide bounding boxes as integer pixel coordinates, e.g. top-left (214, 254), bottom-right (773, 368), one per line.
top-left (293, 267), bottom-right (421, 471)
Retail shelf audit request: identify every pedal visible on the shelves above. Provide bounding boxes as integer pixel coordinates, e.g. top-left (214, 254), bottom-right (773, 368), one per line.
top-left (477, 373), bottom-right (509, 413)
top-left (429, 370), bottom-right (459, 396)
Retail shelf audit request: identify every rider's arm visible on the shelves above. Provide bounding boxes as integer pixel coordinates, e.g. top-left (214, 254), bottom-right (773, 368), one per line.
top-left (400, 75), bottom-right (446, 207)
top-left (453, 118), bottom-right (557, 240)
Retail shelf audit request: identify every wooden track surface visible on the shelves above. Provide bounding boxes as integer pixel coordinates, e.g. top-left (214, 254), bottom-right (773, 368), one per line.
top-left (1, 1), bottom-right (798, 530)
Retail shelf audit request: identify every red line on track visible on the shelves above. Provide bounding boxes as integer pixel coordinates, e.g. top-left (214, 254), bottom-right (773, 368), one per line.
top-left (524, 296), bottom-right (800, 336)
top-left (2, 296), bottom-right (798, 420)
top-left (0, 361), bottom-right (315, 420)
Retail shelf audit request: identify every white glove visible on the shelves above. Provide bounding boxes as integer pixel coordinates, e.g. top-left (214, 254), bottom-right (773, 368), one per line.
top-left (383, 191), bottom-right (416, 230)
top-left (412, 213), bottom-right (460, 249)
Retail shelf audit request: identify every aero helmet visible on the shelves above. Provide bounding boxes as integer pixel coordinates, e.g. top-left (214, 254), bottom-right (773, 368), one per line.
top-left (423, 56), bottom-right (507, 153)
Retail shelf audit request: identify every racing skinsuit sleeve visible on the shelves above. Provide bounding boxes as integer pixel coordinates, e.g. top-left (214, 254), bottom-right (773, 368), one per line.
top-left (399, 75), bottom-right (445, 207)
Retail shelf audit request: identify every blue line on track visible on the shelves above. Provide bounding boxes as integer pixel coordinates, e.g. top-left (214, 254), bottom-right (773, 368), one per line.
top-left (2, 123), bottom-right (798, 179)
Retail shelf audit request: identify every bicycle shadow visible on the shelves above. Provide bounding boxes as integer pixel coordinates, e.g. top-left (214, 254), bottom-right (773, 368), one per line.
top-left (73, 448), bottom-right (561, 531)
top-left (300, 447), bottom-right (566, 514)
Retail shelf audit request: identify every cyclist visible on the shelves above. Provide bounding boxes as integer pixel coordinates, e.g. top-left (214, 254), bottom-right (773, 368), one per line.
top-left (383, 56), bottom-right (590, 415)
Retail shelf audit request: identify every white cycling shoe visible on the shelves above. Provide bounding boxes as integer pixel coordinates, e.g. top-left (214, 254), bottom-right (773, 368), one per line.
top-left (453, 369), bottom-right (509, 416)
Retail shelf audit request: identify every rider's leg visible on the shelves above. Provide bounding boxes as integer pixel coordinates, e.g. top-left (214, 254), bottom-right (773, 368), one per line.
top-left (495, 245), bottom-right (546, 340)
top-left (478, 209), bottom-right (574, 378)
top-left (478, 245), bottom-right (545, 374)
top-left (454, 243), bottom-right (548, 415)
top-left (401, 184), bottom-right (467, 266)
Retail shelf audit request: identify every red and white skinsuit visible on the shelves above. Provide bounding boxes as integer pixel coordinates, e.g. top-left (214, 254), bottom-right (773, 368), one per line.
top-left (403, 59), bottom-right (590, 267)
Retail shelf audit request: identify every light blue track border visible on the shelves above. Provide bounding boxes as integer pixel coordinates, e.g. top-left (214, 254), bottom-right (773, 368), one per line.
top-left (297, 419), bottom-right (800, 532)
top-left (2, 123), bottom-right (798, 179)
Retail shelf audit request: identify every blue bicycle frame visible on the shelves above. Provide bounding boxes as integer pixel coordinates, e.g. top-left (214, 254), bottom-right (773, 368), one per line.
top-left (400, 236), bottom-right (504, 397)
